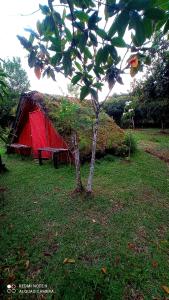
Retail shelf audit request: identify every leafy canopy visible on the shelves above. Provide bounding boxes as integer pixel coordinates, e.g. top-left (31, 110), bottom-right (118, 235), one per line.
top-left (17, 0), bottom-right (169, 102)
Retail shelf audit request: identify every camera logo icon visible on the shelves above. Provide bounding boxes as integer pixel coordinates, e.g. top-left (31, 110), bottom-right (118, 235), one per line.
top-left (7, 284), bottom-right (16, 293)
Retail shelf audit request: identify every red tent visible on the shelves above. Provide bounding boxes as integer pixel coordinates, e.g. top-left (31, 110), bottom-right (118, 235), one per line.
top-left (11, 91), bottom-right (70, 160)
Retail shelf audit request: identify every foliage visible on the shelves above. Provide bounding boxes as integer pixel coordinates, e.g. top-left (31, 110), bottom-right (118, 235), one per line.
top-left (46, 96), bottom-right (124, 159)
top-left (1, 129), bottom-right (169, 299)
top-left (17, 0), bottom-right (169, 191)
top-left (131, 36), bottom-right (169, 128)
top-left (0, 64), bottom-right (8, 100)
top-left (17, 1), bottom-right (169, 101)
top-left (3, 57), bottom-right (30, 94)
top-left (0, 57), bottom-right (30, 128)
top-left (124, 132), bottom-right (137, 153)
top-left (103, 94), bottom-right (129, 126)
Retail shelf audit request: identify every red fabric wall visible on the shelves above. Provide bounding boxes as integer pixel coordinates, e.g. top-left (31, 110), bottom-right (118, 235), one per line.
top-left (29, 110), bottom-right (68, 159)
top-left (18, 118), bottom-right (32, 146)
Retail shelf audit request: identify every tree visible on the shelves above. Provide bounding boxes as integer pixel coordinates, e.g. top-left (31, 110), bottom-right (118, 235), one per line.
top-left (0, 63), bottom-right (8, 100)
top-left (17, 0), bottom-right (169, 193)
top-left (104, 94), bottom-right (129, 126)
top-left (131, 36), bottom-right (169, 128)
top-left (0, 57), bottom-right (30, 128)
top-left (3, 57), bottom-right (30, 95)
top-left (50, 98), bottom-right (93, 192)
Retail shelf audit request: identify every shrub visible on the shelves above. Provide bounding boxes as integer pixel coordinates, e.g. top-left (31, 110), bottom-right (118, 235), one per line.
top-left (124, 132), bottom-right (137, 154)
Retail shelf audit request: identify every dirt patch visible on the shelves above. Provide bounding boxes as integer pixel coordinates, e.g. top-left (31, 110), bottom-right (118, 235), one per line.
top-left (145, 148), bottom-right (169, 163)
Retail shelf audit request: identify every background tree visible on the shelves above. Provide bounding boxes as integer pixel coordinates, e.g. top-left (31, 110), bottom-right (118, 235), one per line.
top-left (131, 36), bottom-right (169, 129)
top-left (3, 57), bottom-right (30, 95)
top-left (104, 94), bottom-right (129, 126)
top-left (0, 57), bottom-right (30, 128)
top-left (67, 83), bottom-right (80, 98)
top-left (17, 0), bottom-right (169, 193)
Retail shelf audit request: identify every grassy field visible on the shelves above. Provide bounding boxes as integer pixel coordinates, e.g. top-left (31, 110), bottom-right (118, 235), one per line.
top-left (0, 129), bottom-right (169, 299)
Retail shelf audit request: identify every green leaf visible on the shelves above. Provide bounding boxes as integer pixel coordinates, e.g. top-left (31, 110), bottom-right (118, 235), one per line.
top-left (28, 51), bottom-right (37, 68)
top-left (75, 61), bottom-right (83, 72)
top-left (63, 51), bottom-right (72, 77)
top-left (74, 0), bottom-right (95, 9)
top-left (93, 82), bottom-right (103, 90)
top-left (39, 4), bottom-right (50, 15)
top-left (145, 8), bottom-right (166, 20)
top-left (49, 36), bottom-right (61, 52)
top-left (84, 47), bottom-right (93, 59)
top-left (17, 36), bottom-right (32, 51)
top-left (88, 12), bottom-right (101, 30)
top-left (130, 12), bottom-right (145, 46)
top-left (111, 37), bottom-right (126, 47)
top-left (74, 11), bottom-right (89, 22)
top-left (127, 0), bottom-right (154, 10)
top-left (96, 48), bottom-right (104, 66)
top-left (107, 45), bottom-right (118, 61)
top-left (105, 1), bottom-right (118, 19)
top-left (108, 9), bottom-right (129, 38)
top-left (96, 28), bottom-right (109, 40)
top-left (42, 15), bottom-right (56, 36)
top-left (89, 32), bottom-right (98, 46)
top-left (80, 86), bottom-right (90, 100)
top-left (142, 17), bottom-right (153, 39)
top-left (164, 19), bottom-right (169, 34)
top-left (24, 28), bottom-right (39, 39)
top-left (65, 27), bottom-right (72, 41)
top-left (76, 32), bottom-right (88, 52)
top-left (50, 53), bottom-right (62, 66)
top-left (71, 73), bottom-right (82, 85)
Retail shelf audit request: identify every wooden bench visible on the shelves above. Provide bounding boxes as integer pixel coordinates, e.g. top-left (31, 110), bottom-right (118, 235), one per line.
top-left (7, 143), bottom-right (31, 158)
top-left (38, 147), bottom-right (69, 168)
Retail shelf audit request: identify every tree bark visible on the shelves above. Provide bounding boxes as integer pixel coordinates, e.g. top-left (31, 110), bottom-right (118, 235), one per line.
top-left (72, 132), bottom-right (84, 192)
top-left (86, 111), bottom-right (99, 194)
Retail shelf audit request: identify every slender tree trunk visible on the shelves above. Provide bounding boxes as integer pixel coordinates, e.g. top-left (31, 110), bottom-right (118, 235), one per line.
top-left (86, 111), bottom-right (99, 194)
top-left (72, 132), bottom-right (84, 192)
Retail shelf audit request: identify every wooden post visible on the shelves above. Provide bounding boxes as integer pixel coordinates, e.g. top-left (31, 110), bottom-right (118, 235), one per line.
top-left (53, 152), bottom-right (58, 169)
top-left (38, 150), bottom-right (43, 165)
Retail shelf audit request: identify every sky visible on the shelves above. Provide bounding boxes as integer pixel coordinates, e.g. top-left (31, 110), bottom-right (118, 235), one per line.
top-left (0, 0), bottom-right (141, 100)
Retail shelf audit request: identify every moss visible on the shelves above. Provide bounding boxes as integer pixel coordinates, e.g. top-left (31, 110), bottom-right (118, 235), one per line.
top-left (44, 94), bottom-right (125, 159)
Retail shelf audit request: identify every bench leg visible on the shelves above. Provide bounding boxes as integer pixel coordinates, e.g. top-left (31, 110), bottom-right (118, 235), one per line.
top-left (53, 153), bottom-right (58, 169)
top-left (38, 150), bottom-right (43, 165)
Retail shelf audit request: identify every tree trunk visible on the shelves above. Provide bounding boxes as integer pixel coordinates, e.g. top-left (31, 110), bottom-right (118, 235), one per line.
top-left (72, 132), bottom-right (84, 192)
top-left (86, 111), bottom-right (99, 194)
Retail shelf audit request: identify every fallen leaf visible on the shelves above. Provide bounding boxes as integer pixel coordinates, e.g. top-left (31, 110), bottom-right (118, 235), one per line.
top-left (25, 260), bottom-right (30, 269)
top-left (162, 285), bottom-right (169, 294)
top-left (152, 260), bottom-right (158, 268)
top-left (63, 258), bottom-right (75, 264)
top-left (101, 267), bottom-right (107, 274)
top-left (128, 243), bottom-right (135, 250)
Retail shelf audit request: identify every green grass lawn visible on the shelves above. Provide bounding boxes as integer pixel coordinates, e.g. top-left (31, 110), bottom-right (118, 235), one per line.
top-left (0, 129), bottom-right (169, 299)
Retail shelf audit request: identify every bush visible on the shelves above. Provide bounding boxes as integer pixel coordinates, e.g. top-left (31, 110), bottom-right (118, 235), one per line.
top-left (112, 144), bottom-right (129, 157)
top-left (124, 132), bottom-right (137, 154)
